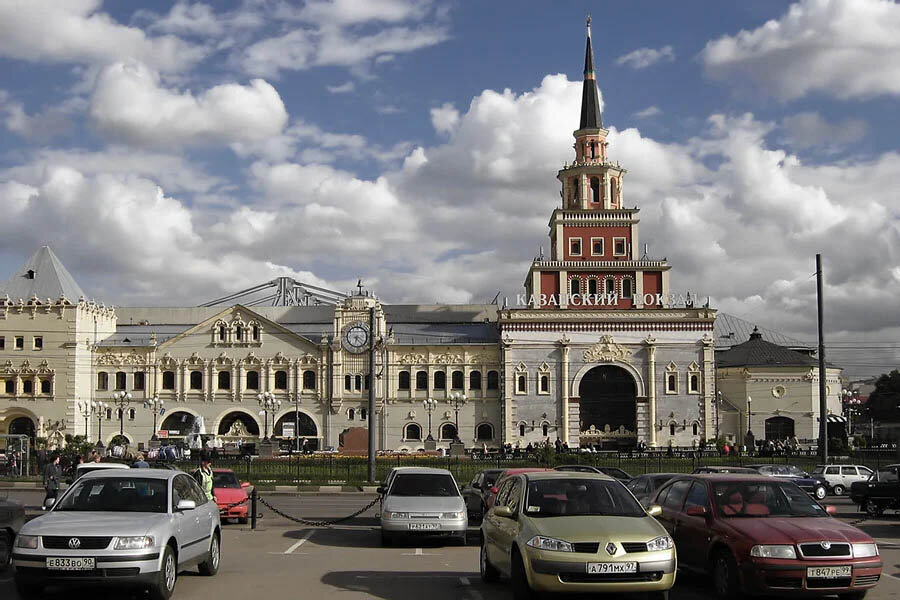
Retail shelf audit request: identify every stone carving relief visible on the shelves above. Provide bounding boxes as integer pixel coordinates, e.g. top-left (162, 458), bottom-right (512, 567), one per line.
top-left (582, 335), bottom-right (632, 363)
top-left (397, 352), bottom-right (426, 365)
top-left (433, 352), bottom-right (463, 365)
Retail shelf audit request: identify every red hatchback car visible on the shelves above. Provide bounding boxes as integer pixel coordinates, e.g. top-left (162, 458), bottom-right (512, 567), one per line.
top-left (652, 475), bottom-right (881, 599)
top-left (213, 468), bottom-right (251, 524)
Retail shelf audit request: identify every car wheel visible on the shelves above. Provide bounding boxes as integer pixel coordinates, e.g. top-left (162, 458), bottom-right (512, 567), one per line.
top-left (865, 499), bottom-right (884, 517)
top-left (381, 530), bottom-right (393, 547)
top-left (0, 532), bottom-right (10, 571)
top-left (833, 485), bottom-right (845, 496)
top-left (480, 540), bottom-right (500, 583)
top-left (712, 550), bottom-right (740, 599)
top-left (511, 549), bottom-right (537, 600)
top-left (839, 592), bottom-right (867, 600)
top-left (14, 577), bottom-right (44, 600)
top-left (814, 485), bottom-right (827, 500)
top-left (198, 532), bottom-right (220, 576)
top-left (150, 545), bottom-right (178, 600)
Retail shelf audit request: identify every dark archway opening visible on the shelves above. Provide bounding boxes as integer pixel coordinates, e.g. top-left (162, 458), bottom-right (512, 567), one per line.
top-left (578, 365), bottom-right (637, 449)
top-left (8, 416), bottom-right (36, 439)
top-left (765, 416), bottom-right (795, 440)
top-left (160, 412), bottom-right (198, 437)
top-left (217, 412), bottom-right (260, 438)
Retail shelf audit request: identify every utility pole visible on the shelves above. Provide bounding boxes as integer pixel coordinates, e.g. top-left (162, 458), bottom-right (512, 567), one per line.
top-left (367, 306), bottom-right (377, 483)
top-left (816, 254), bottom-right (828, 464)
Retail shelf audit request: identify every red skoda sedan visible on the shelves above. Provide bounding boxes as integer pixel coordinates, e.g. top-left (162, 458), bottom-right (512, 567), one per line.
top-left (652, 475), bottom-right (881, 599)
top-left (213, 468), bottom-right (251, 524)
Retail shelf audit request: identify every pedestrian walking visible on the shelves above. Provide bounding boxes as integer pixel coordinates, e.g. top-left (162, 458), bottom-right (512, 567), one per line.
top-left (193, 454), bottom-right (216, 502)
top-left (42, 453), bottom-right (62, 509)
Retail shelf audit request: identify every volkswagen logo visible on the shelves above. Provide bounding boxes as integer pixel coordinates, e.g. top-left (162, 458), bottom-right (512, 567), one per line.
top-left (821, 541), bottom-right (832, 550)
top-left (68, 538), bottom-right (81, 549)
top-left (606, 542), bottom-right (617, 556)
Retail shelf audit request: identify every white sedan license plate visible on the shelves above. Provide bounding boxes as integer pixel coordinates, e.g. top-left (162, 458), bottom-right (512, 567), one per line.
top-left (807, 566), bottom-right (852, 579)
top-left (587, 562), bottom-right (638, 574)
top-left (408, 523), bottom-right (439, 530)
top-left (46, 557), bottom-right (95, 571)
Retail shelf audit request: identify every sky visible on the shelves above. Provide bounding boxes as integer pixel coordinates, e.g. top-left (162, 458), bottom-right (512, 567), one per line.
top-left (1, 0), bottom-right (899, 379)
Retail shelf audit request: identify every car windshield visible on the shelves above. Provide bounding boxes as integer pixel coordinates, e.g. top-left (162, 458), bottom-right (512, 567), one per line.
top-left (811, 466), bottom-right (825, 475)
top-left (213, 472), bottom-right (240, 488)
top-left (57, 477), bottom-right (168, 513)
top-left (390, 474), bottom-right (459, 497)
top-left (524, 479), bottom-right (645, 517)
top-left (713, 481), bottom-right (826, 518)
top-left (782, 466), bottom-right (807, 477)
top-left (876, 469), bottom-right (898, 482)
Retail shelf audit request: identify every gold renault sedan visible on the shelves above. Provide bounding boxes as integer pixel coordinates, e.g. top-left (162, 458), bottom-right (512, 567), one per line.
top-left (480, 471), bottom-right (675, 600)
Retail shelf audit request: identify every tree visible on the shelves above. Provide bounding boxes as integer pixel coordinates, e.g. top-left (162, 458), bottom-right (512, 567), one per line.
top-left (864, 370), bottom-right (900, 421)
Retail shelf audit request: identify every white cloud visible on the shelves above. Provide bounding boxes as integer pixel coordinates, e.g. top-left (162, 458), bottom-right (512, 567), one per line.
top-left (633, 106), bottom-right (662, 119)
top-left (615, 45), bottom-right (675, 69)
top-left (0, 0), bottom-right (204, 72)
top-left (0, 91), bottom-right (84, 141)
top-left (702, 0), bottom-right (900, 100)
top-left (430, 103), bottom-right (460, 134)
top-left (89, 61), bottom-right (288, 147)
top-left (782, 111), bottom-right (867, 149)
top-left (327, 81), bottom-right (356, 94)
top-left (289, 0), bottom-right (434, 26)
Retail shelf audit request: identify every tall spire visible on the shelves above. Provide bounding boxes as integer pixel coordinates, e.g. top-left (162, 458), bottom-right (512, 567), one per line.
top-left (579, 15), bottom-right (603, 129)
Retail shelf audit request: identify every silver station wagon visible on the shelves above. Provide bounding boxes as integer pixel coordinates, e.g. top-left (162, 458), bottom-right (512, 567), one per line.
top-left (13, 469), bottom-right (221, 600)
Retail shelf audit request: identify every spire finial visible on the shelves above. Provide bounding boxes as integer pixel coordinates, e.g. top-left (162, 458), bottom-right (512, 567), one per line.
top-left (586, 14), bottom-right (591, 34)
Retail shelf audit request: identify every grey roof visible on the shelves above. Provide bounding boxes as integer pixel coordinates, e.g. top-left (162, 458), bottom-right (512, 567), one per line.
top-left (714, 312), bottom-right (810, 350)
top-left (1, 246), bottom-right (85, 302)
top-left (716, 329), bottom-right (829, 368)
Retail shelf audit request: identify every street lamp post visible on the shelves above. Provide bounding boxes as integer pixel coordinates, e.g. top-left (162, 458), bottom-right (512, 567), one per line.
top-left (257, 391), bottom-right (281, 442)
top-left (423, 398), bottom-right (437, 441)
top-left (144, 395), bottom-right (165, 441)
top-left (449, 391), bottom-right (467, 442)
top-left (77, 400), bottom-right (94, 442)
top-left (94, 401), bottom-right (109, 447)
top-left (746, 395), bottom-right (753, 437)
top-left (842, 389), bottom-right (861, 437)
top-left (111, 391), bottom-right (132, 437)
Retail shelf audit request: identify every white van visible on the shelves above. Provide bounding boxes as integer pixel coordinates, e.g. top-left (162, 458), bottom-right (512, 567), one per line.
top-left (812, 464), bottom-right (874, 495)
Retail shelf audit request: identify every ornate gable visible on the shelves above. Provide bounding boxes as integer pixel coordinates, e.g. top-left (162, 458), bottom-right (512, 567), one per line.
top-left (583, 335), bottom-right (632, 363)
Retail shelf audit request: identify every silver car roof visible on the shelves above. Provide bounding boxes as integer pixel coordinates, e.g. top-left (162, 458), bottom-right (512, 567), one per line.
top-left (79, 468), bottom-right (179, 480)
top-left (389, 467), bottom-right (454, 476)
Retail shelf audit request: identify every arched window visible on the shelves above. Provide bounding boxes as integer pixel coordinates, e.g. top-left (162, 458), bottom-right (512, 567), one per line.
top-left (440, 423), bottom-right (457, 441)
top-left (5, 380), bottom-right (13, 394)
top-left (666, 374), bottom-right (677, 394)
top-left (487, 371), bottom-right (499, 390)
top-left (570, 278), bottom-right (580, 296)
top-left (692, 422), bottom-right (699, 436)
top-left (398, 371), bottom-right (411, 390)
top-left (275, 370), bottom-right (288, 390)
top-left (23, 380), bottom-right (33, 394)
top-left (364, 374), bottom-right (370, 389)
top-left (669, 423), bottom-right (676, 437)
top-left (218, 325), bottom-right (226, 341)
top-left (252, 325), bottom-right (260, 341)
top-left (106, 408), bottom-right (112, 420)
top-left (689, 374), bottom-right (699, 393)
top-left (519, 423), bottom-right (526, 437)
top-left (218, 371), bottom-right (231, 390)
top-left (97, 371), bottom-right (109, 390)
top-left (469, 371), bottom-right (481, 390)
top-left (235, 326), bottom-right (243, 341)
top-left (133, 372), bottom-right (145, 391)
top-left (590, 176), bottom-right (600, 202)
top-left (451, 371), bottom-right (464, 389)
top-left (115, 371), bottom-right (126, 390)
top-left (41, 379), bottom-right (51, 394)
top-left (302, 370), bottom-right (316, 390)
top-left (190, 370), bottom-right (204, 390)
top-left (476, 423), bottom-right (493, 441)
top-left (162, 371), bottom-right (175, 390)
top-left (434, 372), bottom-right (446, 390)
top-left (416, 370), bottom-right (428, 390)
top-left (116, 408), bottom-right (123, 421)
top-left (517, 375), bottom-right (526, 393)
top-left (404, 423), bottom-right (422, 441)
top-left (587, 278), bottom-right (598, 296)
top-left (360, 408), bottom-right (367, 420)
top-left (622, 278), bottom-right (633, 299)
top-left (605, 277), bottom-right (616, 295)
top-left (128, 408), bottom-right (136, 421)
top-left (542, 422), bottom-right (549, 437)
top-left (540, 375), bottom-right (550, 393)
top-left (573, 177), bottom-right (580, 201)
top-left (348, 408), bottom-right (355, 420)
top-left (354, 375), bottom-right (361, 391)
top-left (344, 375), bottom-right (352, 390)
top-left (611, 178), bottom-right (619, 206)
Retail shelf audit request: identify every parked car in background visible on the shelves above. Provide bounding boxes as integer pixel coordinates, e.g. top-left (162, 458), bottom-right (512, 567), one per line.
top-left (461, 469), bottom-right (504, 524)
top-left (13, 469), bottom-right (221, 600)
top-left (626, 473), bottom-right (680, 508)
top-left (70, 461), bottom-right (131, 483)
top-left (747, 464), bottom-right (828, 500)
top-left (486, 468), bottom-right (553, 509)
top-left (554, 464), bottom-right (633, 482)
top-left (850, 464), bottom-right (900, 516)
top-left (692, 466), bottom-right (759, 475)
top-left (1, 493), bottom-right (26, 570)
top-left (212, 469), bottom-right (251, 524)
top-left (480, 471), bottom-right (675, 600)
top-left (812, 465), bottom-right (873, 496)
top-left (379, 467), bottom-right (467, 546)
top-left (652, 474), bottom-right (880, 599)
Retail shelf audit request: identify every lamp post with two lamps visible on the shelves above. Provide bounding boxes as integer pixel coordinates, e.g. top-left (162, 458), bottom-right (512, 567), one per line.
top-left (448, 391), bottom-right (468, 442)
top-left (423, 398), bottom-right (437, 441)
top-left (144, 395), bottom-right (165, 441)
top-left (77, 400), bottom-right (99, 443)
top-left (257, 391), bottom-right (281, 442)
top-left (841, 389), bottom-right (862, 437)
top-left (111, 391), bottom-right (132, 437)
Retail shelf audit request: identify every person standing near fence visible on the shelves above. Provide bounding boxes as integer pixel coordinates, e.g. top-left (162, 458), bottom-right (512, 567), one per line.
top-left (42, 453), bottom-right (61, 509)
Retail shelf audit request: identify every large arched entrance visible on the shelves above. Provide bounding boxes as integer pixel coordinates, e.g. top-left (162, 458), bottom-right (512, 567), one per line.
top-left (273, 412), bottom-right (319, 450)
top-left (765, 416), bottom-right (795, 440)
top-left (160, 411), bottom-right (198, 439)
top-left (7, 416), bottom-right (36, 439)
top-left (578, 365), bottom-right (637, 449)
top-left (217, 411), bottom-right (261, 439)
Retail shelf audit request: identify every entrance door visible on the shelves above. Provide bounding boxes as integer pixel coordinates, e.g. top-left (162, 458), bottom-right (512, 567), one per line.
top-left (578, 366), bottom-right (637, 448)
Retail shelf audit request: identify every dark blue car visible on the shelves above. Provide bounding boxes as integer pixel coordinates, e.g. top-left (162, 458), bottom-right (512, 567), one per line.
top-left (746, 464), bottom-right (829, 499)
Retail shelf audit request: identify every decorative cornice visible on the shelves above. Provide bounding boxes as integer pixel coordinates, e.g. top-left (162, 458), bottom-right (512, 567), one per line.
top-left (583, 335), bottom-right (632, 363)
top-left (500, 308), bottom-right (716, 322)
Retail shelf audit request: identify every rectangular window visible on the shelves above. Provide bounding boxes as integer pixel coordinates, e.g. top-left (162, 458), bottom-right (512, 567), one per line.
top-left (666, 373), bottom-right (677, 394)
top-left (33, 336), bottom-right (43, 350)
top-left (0, 336), bottom-right (4, 350)
top-left (590, 238), bottom-right (604, 256)
top-left (569, 237), bottom-right (582, 256)
top-left (4, 379), bottom-right (14, 394)
top-left (689, 374), bottom-right (699, 393)
top-left (133, 372), bottom-right (146, 391)
top-left (613, 237), bottom-right (627, 256)
top-left (15, 336), bottom-right (24, 350)
top-left (539, 374), bottom-right (550, 394)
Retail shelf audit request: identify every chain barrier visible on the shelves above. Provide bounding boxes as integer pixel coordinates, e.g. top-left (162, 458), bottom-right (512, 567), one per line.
top-left (219, 496), bottom-right (251, 512)
top-left (255, 494), bottom-right (381, 527)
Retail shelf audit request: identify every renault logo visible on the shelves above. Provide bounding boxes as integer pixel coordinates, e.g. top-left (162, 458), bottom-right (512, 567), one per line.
top-left (606, 542), bottom-right (617, 556)
top-left (821, 542), bottom-right (832, 550)
top-left (68, 538), bottom-right (81, 549)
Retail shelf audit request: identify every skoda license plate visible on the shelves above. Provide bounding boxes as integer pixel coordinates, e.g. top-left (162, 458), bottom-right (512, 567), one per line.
top-left (587, 562), bottom-right (637, 574)
top-left (408, 523), bottom-right (439, 530)
top-left (46, 557), bottom-right (95, 571)
top-left (807, 566), bottom-right (851, 579)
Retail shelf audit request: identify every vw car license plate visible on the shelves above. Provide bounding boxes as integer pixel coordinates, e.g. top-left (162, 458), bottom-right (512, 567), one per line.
top-left (408, 523), bottom-right (439, 530)
top-left (807, 566), bottom-right (852, 579)
top-left (46, 557), bottom-right (95, 570)
top-left (587, 562), bottom-right (637, 574)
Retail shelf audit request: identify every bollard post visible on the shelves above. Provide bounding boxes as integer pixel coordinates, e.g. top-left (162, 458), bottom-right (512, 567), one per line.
top-left (251, 488), bottom-right (258, 530)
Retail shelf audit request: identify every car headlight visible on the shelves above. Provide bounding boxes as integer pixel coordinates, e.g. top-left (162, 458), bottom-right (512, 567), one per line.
top-left (852, 543), bottom-right (879, 558)
top-left (442, 512), bottom-right (464, 519)
top-left (646, 536), bottom-right (674, 551)
top-left (15, 535), bottom-right (38, 549)
top-left (750, 545), bottom-right (796, 559)
top-left (526, 535), bottom-right (574, 552)
top-left (386, 512), bottom-right (408, 519)
top-left (114, 536), bottom-right (155, 550)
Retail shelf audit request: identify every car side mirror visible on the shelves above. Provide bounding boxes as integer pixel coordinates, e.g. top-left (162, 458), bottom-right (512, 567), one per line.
top-left (685, 505), bottom-right (708, 517)
top-left (647, 504), bottom-right (662, 517)
top-left (492, 505), bottom-right (514, 519)
top-left (176, 499), bottom-right (196, 511)
top-left (44, 497), bottom-right (57, 509)
top-left (376, 486), bottom-right (386, 495)
top-left (825, 505), bottom-right (837, 515)
top-left (240, 482), bottom-right (250, 488)
top-left (490, 486), bottom-right (499, 495)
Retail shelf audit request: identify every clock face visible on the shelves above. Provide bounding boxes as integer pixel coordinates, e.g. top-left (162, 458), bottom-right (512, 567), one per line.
top-left (344, 325), bottom-right (369, 352)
